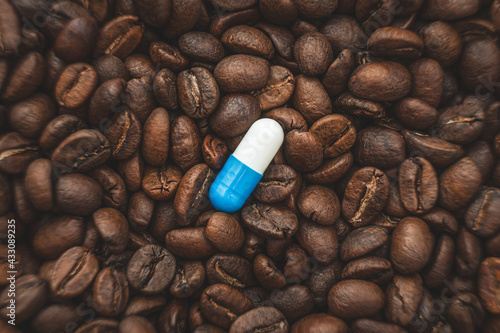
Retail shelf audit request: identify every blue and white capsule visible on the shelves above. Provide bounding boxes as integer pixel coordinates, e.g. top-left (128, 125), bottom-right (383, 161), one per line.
top-left (209, 118), bottom-right (284, 213)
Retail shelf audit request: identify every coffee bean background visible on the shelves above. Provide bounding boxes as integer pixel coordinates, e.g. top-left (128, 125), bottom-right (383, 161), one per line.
top-left (0, 0), bottom-right (500, 332)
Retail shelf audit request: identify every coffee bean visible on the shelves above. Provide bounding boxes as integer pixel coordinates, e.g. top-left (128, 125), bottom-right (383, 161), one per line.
top-left (206, 253), bottom-right (256, 289)
top-left (221, 25), bottom-right (274, 59)
top-left (179, 31), bottom-right (225, 63)
top-left (55, 16), bottom-right (99, 63)
top-left (119, 315), bottom-right (156, 333)
top-left (354, 127), bottom-right (406, 169)
top-left (91, 267), bottom-right (129, 317)
top-left (254, 253), bottom-right (287, 290)
top-left (391, 217), bottom-right (434, 274)
top-left (51, 129), bottom-right (111, 174)
top-left (304, 152), bottom-right (354, 184)
top-left (284, 130), bottom-right (323, 172)
top-left (341, 256), bottom-right (394, 285)
top-left (294, 32), bottom-right (333, 75)
top-left (310, 114), bottom-right (356, 158)
top-left (125, 75), bottom-right (157, 123)
top-left (368, 27), bottom-right (423, 59)
top-left (118, 150), bottom-right (144, 192)
top-left (24, 158), bottom-right (54, 211)
top-left (30, 304), bottom-right (85, 333)
top-left (254, 164), bottom-right (298, 203)
top-left (420, 21), bottom-right (462, 68)
top-left (478, 257), bottom-right (500, 315)
top-left (205, 212), bottom-right (244, 253)
top-left (252, 65), bottom-right (294, 111)
top-left (178, 67), bottom-right (220, 119)
top-left (394, 98), bottom-right (438, 130)
top-left (126, 245), bottom-right (176, 294)
top-left (201, 134), bottom-right (230, 170)
top-left (0, 274), bottom-right (47, 323)
top-left (104, 109), bottom-right (142, 160)
top-left (55, 63), bottom-right (98, 109)
top-left (142, 164), bottom-right (182, 201)
top-left (399, 157), bottom-right (438, 214)
top-left (340, 226), bottom-right (389, 261)
top-left (334, 92), bottom-right (385, 119)
top-left (55, 173), bottom-right (103, 216)
top-left (209, 94), bottom-right (260, 137)
top-left (465, 187), bottom-right (500, 237)
top-left (165, 227), bottom-right (216, 259)
top-left (446, 293), bottom-right (485, 333)
top-left (170, 116), bottom-right (202, 171)
top-left (200, 284), bottom-right (253, 329)
top-left (1, 52), bottom-right (46, 103)
top-left (124, 296), bottom-right (167, 317)
top-left (93, 55), bottom-right (129, 83)
top-left (342, 167), bottom-right (389, 227)
top-left (459, 38), bottom-right (500, 91)
top-left (133, 0), bottom-right (171, 27)
top-left (293, 75), bottom-right (332, 125)
top-left (230, 307), bottom-right (288, 333)
top-left (292, 313), bottom-right (347, 333)
top-left (296, 219), bottom-right (338, 265)
top-left (93, 207), bottom-right (129, 254)
top-left (50, 246), bottom-right (99, 298)
top-left (94, 15), bottom-right (144, 59)
top-left (75, 318), bottom-right (119, 333)
top-left (241, 202), bottom-right (298, 240)
top-left (0, 0), bottom-right (21, 56)
top-left (423, 234), bottom-right (455, 288)
top-left (270, 285), bottom-right (314, 321)
top-left (385, 274), bottom-right (423, 326)
top-left (214, 54), bottom-right (270, 92)
top-left (328, 280), bottom-right (385, 319)
top-left (298, 185), bottom-right (340, 225)
top-left (455, 227), bottom-right (483, 278)
top-left (150, 41), bottom-right (189, 71)
top-left (161, 0), bottom-right (202, 40)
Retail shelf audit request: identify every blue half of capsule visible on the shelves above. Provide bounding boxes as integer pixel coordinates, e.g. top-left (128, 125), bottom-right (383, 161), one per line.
top-left (209, 155), bottom-right (262, 213)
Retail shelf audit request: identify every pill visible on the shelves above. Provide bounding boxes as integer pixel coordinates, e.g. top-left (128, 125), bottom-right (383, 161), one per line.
top-left (209, 118), bottom-right (285, 213)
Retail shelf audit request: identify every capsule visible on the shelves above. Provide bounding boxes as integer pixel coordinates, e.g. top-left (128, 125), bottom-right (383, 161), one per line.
top-left (209, 118), bottom-right (285, 213)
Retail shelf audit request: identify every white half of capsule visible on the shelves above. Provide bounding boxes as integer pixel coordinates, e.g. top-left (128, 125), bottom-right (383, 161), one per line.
top-left (232, 118), bottom-right (284, 174)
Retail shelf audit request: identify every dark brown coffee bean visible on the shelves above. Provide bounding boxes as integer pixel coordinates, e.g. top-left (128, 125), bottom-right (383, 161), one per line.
top-left (209, 94), bottom-right (260, 137)
top-left (253, 253), bottom-right (287, 290)
top-left (322, 49), bottom-right (356, 97)
top-left (125, 75), bottom-right (156, 123)
top-left (455, 227), bottom-right (483, 278)
top-left (55, 16), bottom-right (98, 63)
top-left (30, 304), bottom-right (85, 333)
top-left (201, 134), bottom-right (230, 171)
top-left (124, 296), bottom-right (167, 317)
top-left (169, 260), bottom-right (205, 298)
top-left (478, 257), bottom-right (500, 315)
top-left (409, 58), bottom-right (444, 108)
top-left (253, 164), bottom-right (298, 203)
top-left (103, 109), bottom-right (142, 160)
top-left (94, 15), bottom-right (144, 59)
top-left (394, 98), bottom-right (438, 130)
top-left (93, 207), bottom-right (129, 254)
top-left (1, 52), bottom-right (45, 103)
top-left (399, 157), bottom-right (438, 214)
top-left (93, 55), bottom-right (129, 83)
top-left (252, 65), bottom-right (294, 111)
top-left (200, 284), bottom-right (253, 329)
top-left (89, 166), bottom-right (126, 210)
top-left (214, 54), bottom-right (270, 93)
top-left (296, 219), bottom-right (338, 265)
top-left (340, 226), bottom-right (389, 261)
top-left (88, 78), bottom-right (127, 128)
top-left (178, 68), bottom-right (220, 119)
top-left (348, 61), bottom-right (411, 102)
top-left (341, 256), bottom-right (393, 285)
top-left (124, 54), bottom-right (156, 79)
top-left (310, 114), bottom-right (356, 158)
top-left (23, 158), bottom-right (53, 211)
top-left (328, 280), bottom-right (385, 319)
top-left (230, 306), bottom-right (288, 333)
top-left (142, 164), bottom-right (182, 201)
top-left (0, 0), bottom-right (21, 56)
top-left (152, 69), bottom-right (177, 111)
top-left (304, 152), bottom-right (353, 184)
top-left (50, 246), bottom-right (99, 298)
top-left (119, 315), bottom-right (156, 333)
top-left (421, 208), bottom-right (458, 235)
top-left (221, 25), bottom-right (274, 59)
top-left (141, 107), bottom-right (169, 167)
top-left (391, 217), bottom-right (434, 274)
top-left (205, 212), bottom-right (244, 253)
top-left (55, 63), bottom-right (98, 109)
top-left (368, 27), bottom-right (423, 59)
top-left (132, 0), bottom-right (171, 27)
top-left (284, 130), bottom-right (323, 172)
top-left (126, 191), bottom-right (154, 232)
top-left (353, 127), bottom-right (405, 169)
top-left (170, 116), bottom-right (202, 171)
top-left (420, 21), bottom-right (462, 68)
top-left (342, 167), bottom-right (389, 227)
top-left (292, 75), bottom-right (332, 125)
top-left (460, 38), bottom-right (500, 92)
top-left (39, 114), bottom-right (87, 153)
top-left (435, 100), bottom-right (484, 145)
top-left (75, 318), bottom-right (119, 333)
top-left (465, 187), bottom-right (500, 237)
top-left (165, 227), bottom-right (216, 259)
top-left (206, 253), bottom-right (256, 289)
top-left (403, 130), bottom-right (464, 168)
top-left (161, 0), bottom-right (201, 39)
top-left (446, 293), bottom-right (485, 333)
top-left (385, 273), bottom-right (423, 326)
top-left (150, 41), bottom-right (188, 71)
top-left (423, 234), bottom-right (455, 288)
top-left (51, 129), bottom-right (111, 174)
top-left (126, 245), bottom-right (176, 294)
top-left (292, 313), bottom-right (347, 333)
top-left (270, 285), bottom-right (314, 322)
top-left (9, 93), bottom-right (55, 140)
top-left (321, 15), bottom-right (366, 54)
top-left (118, 150), bottom-right (144, 192)
top-left (90, 267), bottom-right (129, 317)
top-left (55, 173), bottom-right (103, 216)
top-left (179, 31), bottom-right (225, 63)
top-left (298, 185), bottom-right (340, 225)
top-left (262, 108), bottom-right (307, 133)
top-left (294, 32), bottom-right (333, 76)
top-left (439, 157), bottom-right (482, 211)
top-left (334, 92), bottom-right (385, 119)
top-left (241, 202), bottom-right (298, 240)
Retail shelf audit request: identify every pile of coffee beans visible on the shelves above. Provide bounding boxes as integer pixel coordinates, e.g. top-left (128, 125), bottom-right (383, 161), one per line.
top-left (1, 0), bottom-right (500, 332)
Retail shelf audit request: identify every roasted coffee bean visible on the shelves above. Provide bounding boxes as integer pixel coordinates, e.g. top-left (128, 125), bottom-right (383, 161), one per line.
top-left (304, 152), bottom-right (353, 184)
top-left (254, 253), bottom-right (287, 290)
top-left (334, 92), bottom-right (385, 119)
top-left (133, 0), bottom-right (171, 27)
top-left (89, 165), bottom-right (127, 209)
top-left (124, 75), bottom-right (156, 123)
top-left (142, 164), bottom-right (182, 201)
top-left (321, 15), bottom-right (366, 53)
top-left (125, 54), bottom-right (156, 79)
top-left (284, 130), bottom-right (323, 172)
top-left (293, 75), bottom-right (332, 125)
top-left (340, 226), bottom-right (389, 261)
top-left (455, 227), bottom-right (483, 278)
top-left (91, 267), bottom-right (129, 317)
top-left (205, 212), bottom-right (244, 253)
top-left (221, 25), bottom-right (274, 59)
top-left (93, 207), bottom-right (129, 254)
top-left (420, 21), bottom-right (462, 68)
top-left (292, 313), bottom-right (347, 333)
top-left (24, 158), bottom-right (53, 211)
top-left (161, 0), bottom-right (201, 39)
top-left (32, 215), bottom-right (85, 260)
top-left (127, 191), bottom-right (154, 231)
top-left (141, 108), bottom-right (169, 167)
top-left (30, 304), bottom-right (85, 333)
top-left (446, 293), bottom-right (485, 333)
top-left (93, 54), bottom-right (129, 83)
top-left (170, 116), bottom-right (203, 171)
top-left (353, 127), bottom-right (406, 169)
top-left (39, 115), bottom-right (87, 152)
top-left (0, 0), bottom-right (21, 56)
top-left (1, 52), bottom-right (45, 103)
top-left (252, 65), bottom-right (294, 111)
top-left (214, 54), bottom-right (270, 92)
top-left (119, 316), bottom-right (156, 333)
top-left (421, 208), bottom-right (459, 235)
top-left (200, 284), bottom-right (253, 329)
top-left (328, 280), bottom-right (385, 319)
top-left (0, 274), bottom-right (47, 323)
top-left (342, 167), bottom-right (389, 227)
top-left (50, 246), bottom-right (99, 298)
top-left (209, 94), bottom-right (261, 137)
top-left (9, 93), bottom-right (55, 140)
top-left (391, 217), bottom-right (434, 274)
top-left (206, 253), bottom-right (256, 289)
top-left (348, 62), bottom-right (411, 102)
top-left (55, 173), bottom-right (103, 216)
top-left (399, 157), bottom-right (438, 214)
top-left (270, 285), bottom-right (314, 321)
top-left (254, 164), bottom-right (298, 203)
top-left (165, 227), bottom-right (217, 259)
top-left (465, 187), bottom-right (500, 237)
top-left (150, 41), bottom-right (188, 71)
top-left (126, 245), bottom-right (176, 294)
top-left (310, 114), bottom-right (356, 158)
top-left (179, 31), bottom-right (225, 63)
top-left (55, 16), bottom-right (98, 63)
top-left (124, 296), bottom-right (167, 317)
top-left (294, 32), bottom-right (333, 76)
top-left (394, 98), bottom-right (438, 130)
top-left (298, 185), bottom-right (340, 225)
top-left (341, 256), bottom-right (394, 285)
top-left (94, 15), bottom-right (144, 59)
top-left (478, 257), bottom-right (500, 315)
top-left (118, 150), bottom-right (144, 192)
top-left (55, 63), bottom-right (98, 109)
top-left (229, 306), bottom-right (288, 333)
top-left (423, 233), bottom-right (455, 288)
top-left (296, 219), bottom-right (338, 265)
top-left (51, 129), bottom-right (111, 174)
top-left (368, 27), bottom-right (423, 59)
top-left (178, 67), bottom-right (220, 119)
top-left (460, 38), bottom-right (500, 92)
top-left (439, 157), bottom-right (482, 211)
top-left (104, 109), bottom-right (141, 160)
top-left (241, 202), bottom-right (298, 240)
top-left (169, 260), bottom-right (205, 298)
top-left (201, 134), bottom-right (230, 170)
